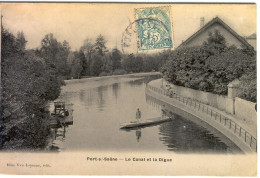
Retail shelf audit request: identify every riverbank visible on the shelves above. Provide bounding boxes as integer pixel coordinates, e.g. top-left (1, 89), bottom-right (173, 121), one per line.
top-left (146, 79), bottom-right (257, 153)
top-left (64, 72), bottom-right (161, 84)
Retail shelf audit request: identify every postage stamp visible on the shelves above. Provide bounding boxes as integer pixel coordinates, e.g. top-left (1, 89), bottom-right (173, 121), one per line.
top-left (135, 6), bottom-right (173, 51)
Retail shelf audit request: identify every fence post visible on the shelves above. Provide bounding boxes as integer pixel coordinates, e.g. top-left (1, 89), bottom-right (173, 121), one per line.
top-left (239, 127), bottom-right (241, 137)
top-left (234, 124), bottom-right (236, 133)
top-left (250, 136), bottom-right (252, 147)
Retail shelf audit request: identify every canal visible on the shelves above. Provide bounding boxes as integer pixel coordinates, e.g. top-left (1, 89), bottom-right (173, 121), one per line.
top-left (49, 74), bottom-right (242, 154)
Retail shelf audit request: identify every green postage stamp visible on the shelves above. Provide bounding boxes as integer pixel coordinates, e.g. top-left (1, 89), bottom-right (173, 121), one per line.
top-left (135, 6), bottom-right (174, 51)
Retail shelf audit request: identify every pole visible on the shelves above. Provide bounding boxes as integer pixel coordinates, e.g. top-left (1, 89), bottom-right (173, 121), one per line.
top-left (1, 14), bottom-right (3, 30)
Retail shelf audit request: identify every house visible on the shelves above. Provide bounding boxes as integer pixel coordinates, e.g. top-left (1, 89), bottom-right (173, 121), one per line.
top-left (245, 33), bottom-right (256, 50)
top-left (178, 17), bottom-right (254, 50)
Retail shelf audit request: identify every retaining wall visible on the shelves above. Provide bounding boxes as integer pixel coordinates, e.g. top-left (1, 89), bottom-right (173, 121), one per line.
top-left (146, 84), bottom-right (256, 153)
top-left (235, 97), bottom-right (257, 123)
top-left (166, 82), bottom-right (257, 123)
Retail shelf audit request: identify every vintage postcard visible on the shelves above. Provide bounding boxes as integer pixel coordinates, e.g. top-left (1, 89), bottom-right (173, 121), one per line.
top-left (0, 3), bottom-right (257, 176)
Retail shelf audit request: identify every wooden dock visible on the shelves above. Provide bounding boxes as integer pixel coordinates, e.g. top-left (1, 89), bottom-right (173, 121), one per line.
top-left (49, 102), bottom-right (74, 128)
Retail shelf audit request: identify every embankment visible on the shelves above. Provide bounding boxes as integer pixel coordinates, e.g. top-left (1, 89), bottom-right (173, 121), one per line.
top-left (146, 79), bottom-right (257, 153)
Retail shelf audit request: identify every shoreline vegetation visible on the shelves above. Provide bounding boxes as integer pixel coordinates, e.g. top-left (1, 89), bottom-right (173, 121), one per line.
top-left (161, 30), bottom-right (256, 103)
top-left (1, 27), bottom-right (256, 151)
top-left (1, 27), bottom-right (165, 150)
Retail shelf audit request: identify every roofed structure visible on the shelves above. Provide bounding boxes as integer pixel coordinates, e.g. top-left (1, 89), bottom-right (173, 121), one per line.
top-left (179, 17), bottom-right (254, 50)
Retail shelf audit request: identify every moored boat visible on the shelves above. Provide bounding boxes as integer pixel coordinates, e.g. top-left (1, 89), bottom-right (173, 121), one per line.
top-left (120, 116), bottom-right (172, 129)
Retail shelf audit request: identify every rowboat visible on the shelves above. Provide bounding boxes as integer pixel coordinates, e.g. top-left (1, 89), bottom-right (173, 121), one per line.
top-left (120, 116), bottom-right (172, 129)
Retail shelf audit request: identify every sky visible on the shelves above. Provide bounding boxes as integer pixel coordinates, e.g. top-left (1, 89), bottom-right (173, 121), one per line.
top-left (1, 3), bottom-right (256, 52)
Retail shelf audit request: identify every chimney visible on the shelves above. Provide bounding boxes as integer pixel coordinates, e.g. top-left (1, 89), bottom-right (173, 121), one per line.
top-left (200, 17), bottom-right (205, 28)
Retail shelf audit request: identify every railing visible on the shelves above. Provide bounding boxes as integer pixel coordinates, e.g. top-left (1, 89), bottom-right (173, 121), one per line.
top-left (146, 84), bottom-right (257, 152)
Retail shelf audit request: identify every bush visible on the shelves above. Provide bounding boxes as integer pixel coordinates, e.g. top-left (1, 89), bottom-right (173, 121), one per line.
top-left (239, 69), bottom-right (256, 102)
top-left (113, 69), bottom-right (127, 75)
top-left (161, 46), bottom-right (255, 95)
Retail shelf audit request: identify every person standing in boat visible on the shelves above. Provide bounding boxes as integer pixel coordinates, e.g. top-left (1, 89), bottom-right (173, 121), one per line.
top-left (136, 108), bottom-right (142, 123)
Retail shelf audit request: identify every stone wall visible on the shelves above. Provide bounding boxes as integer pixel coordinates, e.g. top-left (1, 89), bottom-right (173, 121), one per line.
top-left (166, 83), bottom-right (228, 112)
top-left (234, 97), bottom-right (257, 123)
top-left (166, 81), bottom-right (256, 122)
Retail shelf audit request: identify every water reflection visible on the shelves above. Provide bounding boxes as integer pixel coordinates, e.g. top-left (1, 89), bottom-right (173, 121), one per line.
top-left (146, 92), bottom-right (242, 154)
top-left (49, 74), bottom-right (242, 153)
top-left (49, 124), bottom-right (71, 152)
top-left (112, 83), bottom-right (120, 101)
top-left (136, 128), bottom-right (142, 142)
top-left (158, 116), bottom-right (229, 153)
top-left (126, 78), bottom-right (144, 86)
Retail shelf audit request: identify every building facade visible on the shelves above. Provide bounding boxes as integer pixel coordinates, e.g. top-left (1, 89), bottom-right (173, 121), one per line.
top-left (179, 17), bottom-right (255, 50)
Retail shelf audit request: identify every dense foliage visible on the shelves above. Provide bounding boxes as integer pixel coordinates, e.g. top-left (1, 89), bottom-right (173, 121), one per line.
top-left (68, 35), bottom-right (166, 78)
top-left (1, 29), bottom-right (64, 150)
top-left (161, 30), bottom-right (256, 102)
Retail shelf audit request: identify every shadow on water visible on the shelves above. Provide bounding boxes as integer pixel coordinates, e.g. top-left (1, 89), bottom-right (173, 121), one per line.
top-left (121, 128), bottom-right (143, 142)
top-left (146, 94), bottom-right (243, 154)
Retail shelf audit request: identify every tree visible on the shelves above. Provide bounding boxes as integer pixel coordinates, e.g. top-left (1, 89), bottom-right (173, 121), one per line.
top-left (39, 33), bottom-right (71, 78)
top-left (203, 29), bottom-right (227, 55)
top-left (205, 48), bottom-right (254, 94)
top-left (95, 34), bottom-right (108, 56)
top-left (1, 28), bottom-right (65, 150)
top-left (70, 52), bottom-right (83, 79)
top-left (122, 54), bottom-right (143, 73)
top-left (142, 54), bottom-right (161, 72)
top-left (80, 39), bottom-right (95, 76)
top-left (239, 69), bottom-right (256, 102)
top-left (102, 54), bottom-right (112, 73)
top-left (238, 55), bottom-right (256, 102)
top-left (122, 53), bottom-right (135, 72)
top-left (75, 50), bottom-right (87, 76)
top-left (90, 54), bottom-right (103, 76)
top-left (1, 28), bottom-right (19, 60)
top-left (16, 31), bottom-right (27, 51)
top-left (40, 33), bottom-right (59, 64)
top-left (111, 48), bottom-right (122, 71)
top-left (80, 38), bottom-right (95, 58)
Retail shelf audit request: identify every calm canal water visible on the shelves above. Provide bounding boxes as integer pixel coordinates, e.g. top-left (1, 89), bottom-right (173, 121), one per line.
top-left (49, 74), bottom-right (242, 154)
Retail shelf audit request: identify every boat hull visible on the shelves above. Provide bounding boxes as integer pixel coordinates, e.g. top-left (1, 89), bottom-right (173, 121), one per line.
top-left (120, 117), bottom-right (172, 129)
